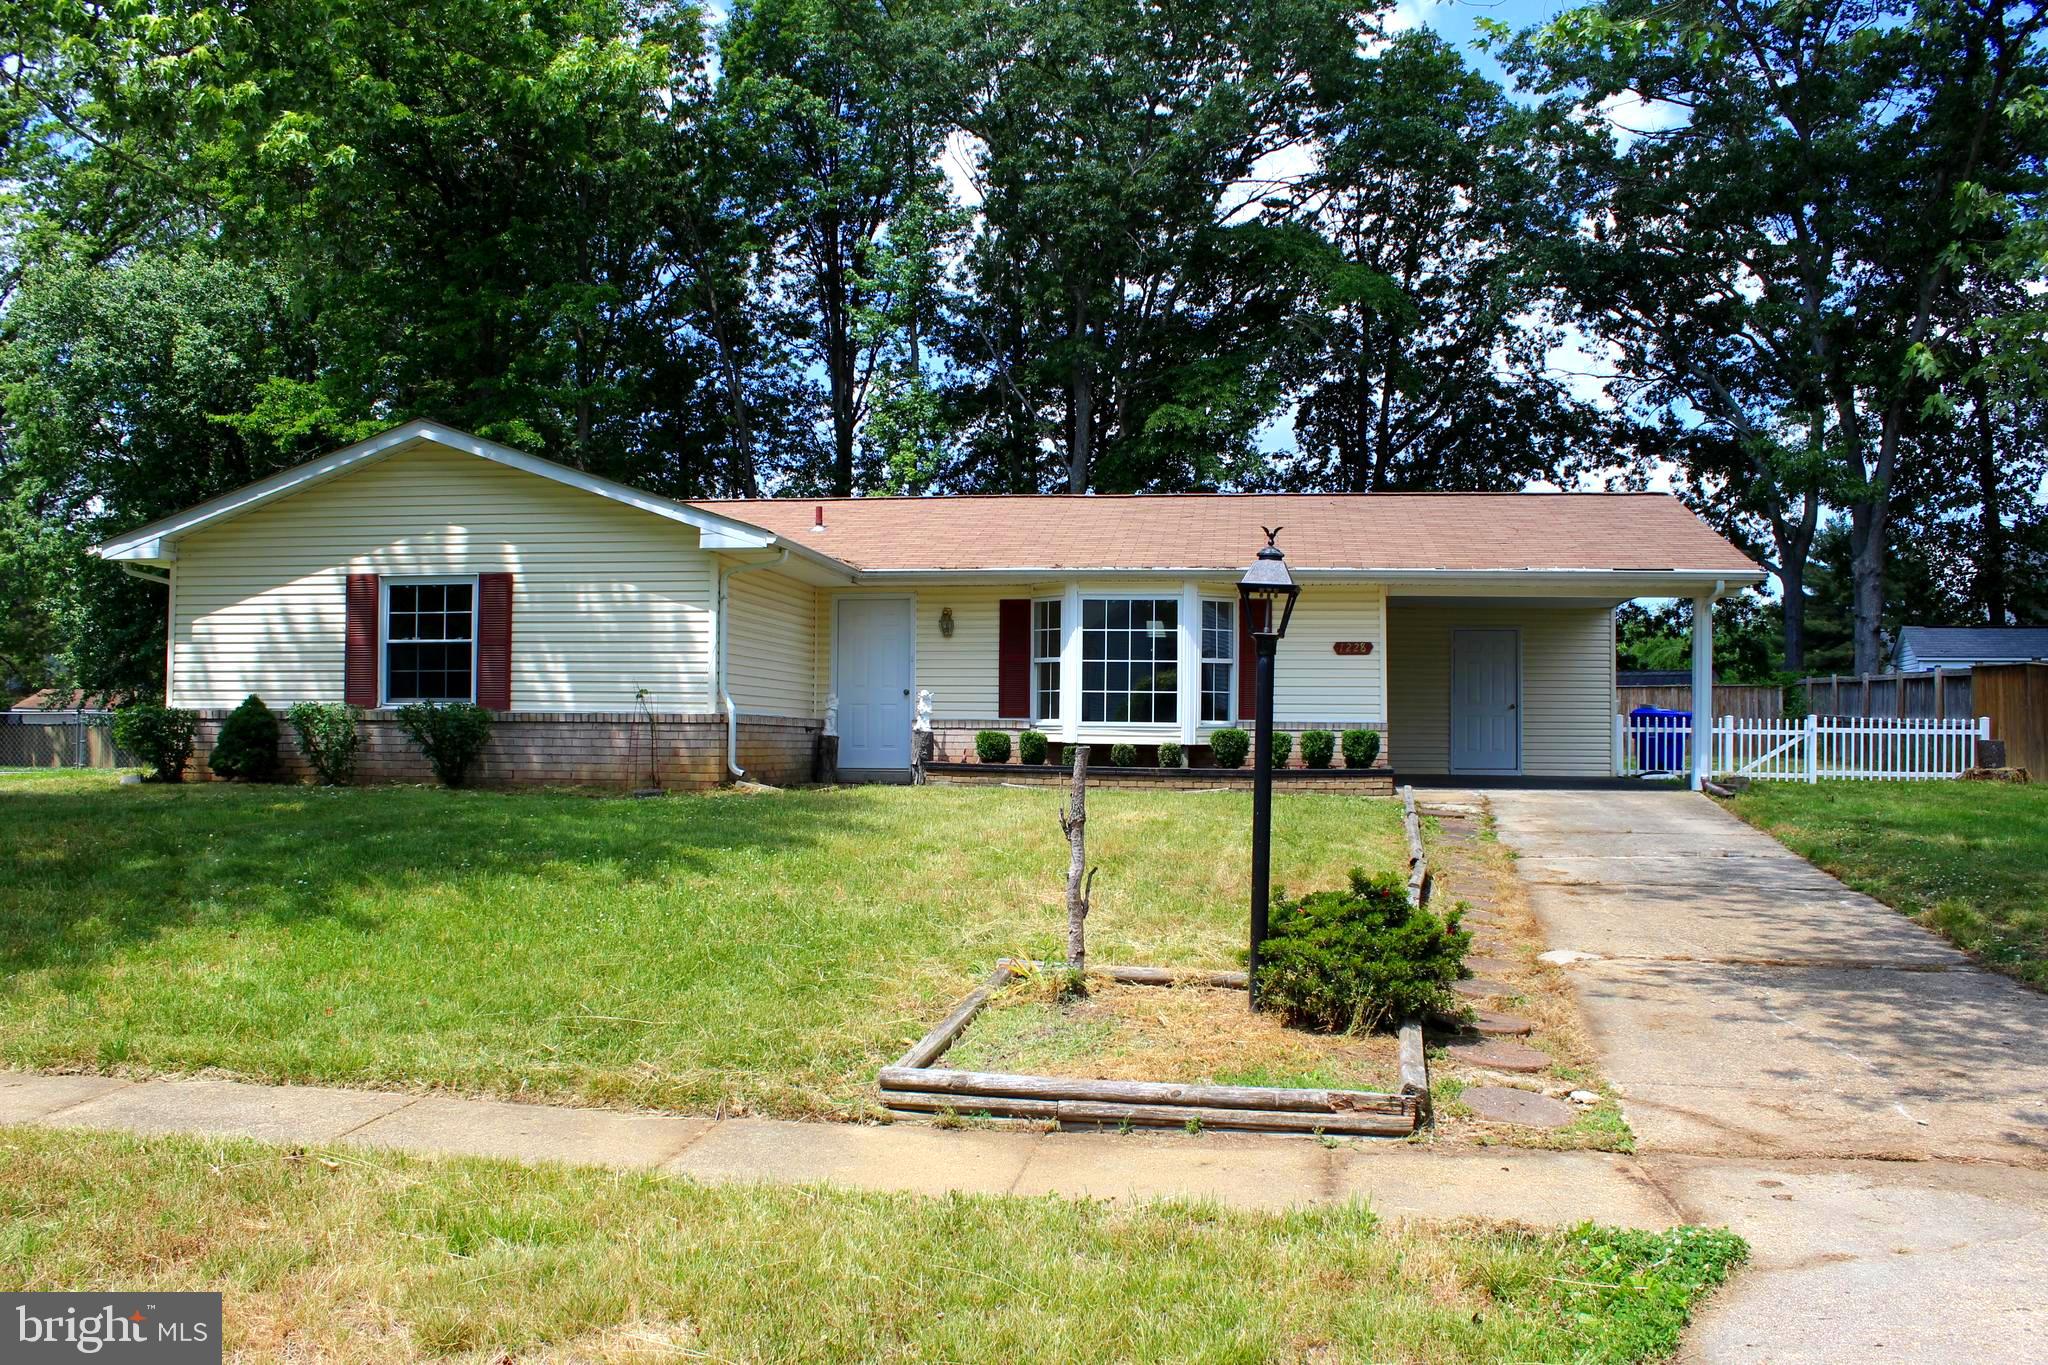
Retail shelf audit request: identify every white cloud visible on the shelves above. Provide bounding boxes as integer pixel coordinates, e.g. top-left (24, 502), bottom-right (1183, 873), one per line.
top-left (1593, 88), bottom-right (1690, 148)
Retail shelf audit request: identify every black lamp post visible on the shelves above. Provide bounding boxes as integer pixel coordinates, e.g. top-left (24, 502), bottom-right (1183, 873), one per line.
top-left (1238, 527), bottom-right (1300, 1010)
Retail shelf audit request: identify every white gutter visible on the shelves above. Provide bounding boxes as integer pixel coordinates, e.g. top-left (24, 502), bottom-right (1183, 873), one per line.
top-left (715, 548), bottom-right (790, 780)
top-left (120, 564), bottom-right (171, 586)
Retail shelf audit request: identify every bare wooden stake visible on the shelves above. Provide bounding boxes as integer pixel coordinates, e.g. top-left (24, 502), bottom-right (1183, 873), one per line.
top-left (1060, 744), bottom-right (1092, 973)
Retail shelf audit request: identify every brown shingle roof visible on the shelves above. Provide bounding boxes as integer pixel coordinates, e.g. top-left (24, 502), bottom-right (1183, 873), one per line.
top-left (687, 492), bottom-right (1760, 575)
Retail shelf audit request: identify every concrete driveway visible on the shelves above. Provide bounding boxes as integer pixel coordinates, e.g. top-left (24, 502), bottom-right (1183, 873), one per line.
top-left (1481, 788), bottom-right (2048, 1362)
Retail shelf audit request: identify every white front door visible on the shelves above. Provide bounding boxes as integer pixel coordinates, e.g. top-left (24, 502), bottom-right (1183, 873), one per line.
top-left (836, 597), bottom-right (915, 770)
top-left (1450, 628), bottom-right (1520, 774)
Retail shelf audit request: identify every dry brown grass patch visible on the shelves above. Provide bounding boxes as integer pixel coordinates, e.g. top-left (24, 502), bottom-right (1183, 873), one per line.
top-left (944, 971), bottom-right (1403, 1091)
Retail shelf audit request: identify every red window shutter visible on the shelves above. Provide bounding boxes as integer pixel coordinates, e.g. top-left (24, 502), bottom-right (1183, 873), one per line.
top-left (1237, 598), bottom-right (1268, 721)
top-left (477, 572), bottom-right (514, 711)
top-left (344, 573), bottom-right (380, 707)
top-left (997, 598), bottom-right (1031, 719)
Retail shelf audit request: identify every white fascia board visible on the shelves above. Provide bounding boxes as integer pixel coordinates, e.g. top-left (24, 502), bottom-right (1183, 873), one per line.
top-left (89, 420), bottom-right (844, 569)
top-left (97, 537), bottom-right (176, 563)
top-left (847, 567), bottom-right (1767, 591)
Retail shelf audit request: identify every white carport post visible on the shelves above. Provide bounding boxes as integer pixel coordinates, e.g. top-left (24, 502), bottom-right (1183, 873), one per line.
top-left (1689, 590), bottom-right (1715, 791)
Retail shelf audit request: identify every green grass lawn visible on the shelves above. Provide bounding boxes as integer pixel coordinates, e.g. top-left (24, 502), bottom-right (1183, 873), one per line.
top-left (0, 771), bottom-right (1406, 1117)
top-left (0, 1124), bottom-right (1744, 1363)
top-left (1724, 779), bottom-right (2048, 987)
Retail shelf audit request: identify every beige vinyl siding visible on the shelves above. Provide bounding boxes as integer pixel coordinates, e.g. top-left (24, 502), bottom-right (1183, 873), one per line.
top-left (724, 564), bottom-right (820, 717)
top-left (170, 445), bottom-right (715, 711)
top-left (1270, 583), bottom-right (1386, 724)
top-left (1387, 602), bottom-right (1615, 777)
top-left (819, 585), bottom-right (1058, 721)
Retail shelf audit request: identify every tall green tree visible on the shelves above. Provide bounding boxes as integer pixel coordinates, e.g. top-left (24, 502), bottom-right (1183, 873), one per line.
top-left (1512, 0), bottom-right (2048, 673)
top-left (1287, 27), bottom-right (1604, 492)
top-left (718, 0), bottom-right (959, 495)
top-left (950, 0), bottom-right (1354, 492)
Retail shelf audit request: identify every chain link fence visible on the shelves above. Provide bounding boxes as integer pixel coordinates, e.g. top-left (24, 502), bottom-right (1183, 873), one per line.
top-left (0, 711), bottom-right (142, 769)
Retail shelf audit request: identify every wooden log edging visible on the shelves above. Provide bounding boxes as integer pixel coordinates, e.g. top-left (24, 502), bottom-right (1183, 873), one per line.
top-left (880, 958), bottom-right (1421, 1137)
top-left (1397, 785), bottom-right (1433, 1125)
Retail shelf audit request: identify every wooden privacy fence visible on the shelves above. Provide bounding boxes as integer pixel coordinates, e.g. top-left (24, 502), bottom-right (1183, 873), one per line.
top-left (1800, 670), bottom-right (1973, 720)
top-left (1616, 712), bottom-right (1990, 781)
top-left (1617, 684), bottom-right (1784, 719)
top-left (1973, 663), bottom-right (2047, 777)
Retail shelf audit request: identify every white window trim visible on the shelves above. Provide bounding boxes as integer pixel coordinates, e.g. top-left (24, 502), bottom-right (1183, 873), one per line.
top-left (1075, 592), bottom-right (1185, 730)
top-left (1031, 597), bottom-right (1063, 725)
top-left (380, 574), bottom-right (480, 707)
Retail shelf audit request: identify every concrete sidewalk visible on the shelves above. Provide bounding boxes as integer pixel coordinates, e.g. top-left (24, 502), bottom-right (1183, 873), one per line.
top-left (0, 1069), bottom-right (1675, 1226)
top-left (12, 1065), bottom-right (2048, 1364)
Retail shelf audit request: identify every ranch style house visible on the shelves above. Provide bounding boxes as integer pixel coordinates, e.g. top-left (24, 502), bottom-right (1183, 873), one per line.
top-left (94, 421), bottom-right (1765, 790)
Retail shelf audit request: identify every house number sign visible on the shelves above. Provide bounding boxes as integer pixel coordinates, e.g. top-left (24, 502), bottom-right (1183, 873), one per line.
top-left (1332, 641), bottom-right (1374, 656)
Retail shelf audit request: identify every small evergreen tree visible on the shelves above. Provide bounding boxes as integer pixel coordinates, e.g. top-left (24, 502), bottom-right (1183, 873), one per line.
top-left (208, 694), bottom-right (281, 781)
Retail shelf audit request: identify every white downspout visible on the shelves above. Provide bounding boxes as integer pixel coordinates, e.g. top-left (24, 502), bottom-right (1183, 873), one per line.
top-left (715, 548), bottom-right (790, 780)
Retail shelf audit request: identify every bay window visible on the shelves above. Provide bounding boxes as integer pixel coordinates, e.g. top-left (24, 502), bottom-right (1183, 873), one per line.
top-left (1081, 597), bottom-right (1179, 723)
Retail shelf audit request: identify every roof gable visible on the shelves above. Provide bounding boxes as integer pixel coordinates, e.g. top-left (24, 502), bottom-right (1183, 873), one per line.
top-left (92, 421), bottom-right (835, 568)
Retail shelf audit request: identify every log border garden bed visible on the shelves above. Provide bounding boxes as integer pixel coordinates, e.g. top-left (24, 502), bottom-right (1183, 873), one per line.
top-left (877, 787), bottom-right (1438, 1138)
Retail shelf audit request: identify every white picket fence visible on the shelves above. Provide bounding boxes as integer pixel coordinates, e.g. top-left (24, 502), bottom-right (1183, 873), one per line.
top-left (1615, 713), bottom-right (1990, 782)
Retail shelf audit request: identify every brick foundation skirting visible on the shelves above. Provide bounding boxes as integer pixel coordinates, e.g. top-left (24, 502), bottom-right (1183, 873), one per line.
top-left (186, 709), bottom-right (821, 791)
top-left (926, 762), bottom-right (1396, 795)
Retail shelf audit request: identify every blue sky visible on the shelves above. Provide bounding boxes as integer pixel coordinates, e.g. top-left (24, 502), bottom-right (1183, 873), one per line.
top-left (1387, 0), bottom-right (1576, 88)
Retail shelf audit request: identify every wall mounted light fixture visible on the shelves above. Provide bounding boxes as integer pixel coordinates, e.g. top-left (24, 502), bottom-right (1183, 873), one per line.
top-left (939, 607), bottom-right (955, 638)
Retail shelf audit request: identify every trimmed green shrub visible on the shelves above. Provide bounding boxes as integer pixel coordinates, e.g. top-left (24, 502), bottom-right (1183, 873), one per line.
top-left (1108, 742), bottom-right (1138, 767)
top-left (1299, 729), bottom-right (1336, 769)
top-left (1209, 727), bottom-right (1250, 768)
top-left (288, 702), bottom-right (363, 785)
top-left (207, 694), bottom-right (281, 781)
top-left (1018, 729), bottom-right (1048, 764)
top-left (1256, 869), bottom-right (1471, 1032)
top-left (111, 703), bottom-right (200, 783)
top-left (1157, 741), bottom-right (1184, 769)
top-left (975, 730), bottom-right (1012, 764)
top-left (395, 701), bottom-right (494, 787)
top-left (1271, 731), bottom-right (1294, 768)
top-left (1341, 728), bottom-right (1381, 769)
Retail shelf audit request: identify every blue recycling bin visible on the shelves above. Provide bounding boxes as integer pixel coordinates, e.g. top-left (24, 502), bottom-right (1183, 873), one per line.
top-left (1630, 705), bottom-right (1690, 773)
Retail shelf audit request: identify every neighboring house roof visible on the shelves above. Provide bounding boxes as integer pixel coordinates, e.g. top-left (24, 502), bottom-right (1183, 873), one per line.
top-left (1895, 626), bottom-right (2048, 666)
top-left (688, 492), bottom-right (1762, 578)
top-left (90, 421), bottom-right (858, 582)
top-left (8, 689), bottom-right (125, 711)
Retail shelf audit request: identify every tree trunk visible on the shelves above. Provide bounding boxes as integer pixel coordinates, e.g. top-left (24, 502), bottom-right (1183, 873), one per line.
top-left (1848, 499), bottom-right (1888, 674)
top-left (1778, 557), bottom-right (1809, 676)
top-left (1061, 744), bottom-right (1091, 972)
top-left (1067, 288), bottom-right (1091, 492)
top-left (1971, 378), bottom-right (2009, 624)
top-left (823, 219), bottom-right (856, 497)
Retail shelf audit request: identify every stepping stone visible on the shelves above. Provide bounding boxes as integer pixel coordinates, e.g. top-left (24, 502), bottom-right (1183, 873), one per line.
top-left (1462, 1086), bottom-right (1575, 1129)
top-left (1464, 955), bottom-right (1516, 975)
top-left (1452, 977), bottom-right (1512, 1001)
top-left (1469, 1010), bottom-right (1535, 1037)
top-left (1444, 1038), bottom-right (1551, 1074)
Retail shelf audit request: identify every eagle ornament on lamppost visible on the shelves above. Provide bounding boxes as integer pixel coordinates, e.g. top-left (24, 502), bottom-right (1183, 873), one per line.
top-left (1237, 528), bottom-right (1301, 1010)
